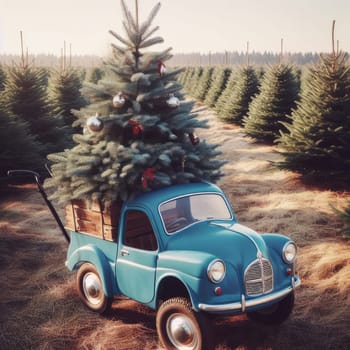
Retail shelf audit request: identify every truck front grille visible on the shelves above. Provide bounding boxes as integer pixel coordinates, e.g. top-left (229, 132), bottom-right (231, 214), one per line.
top-left (244, 258), bottom-right (273, 296)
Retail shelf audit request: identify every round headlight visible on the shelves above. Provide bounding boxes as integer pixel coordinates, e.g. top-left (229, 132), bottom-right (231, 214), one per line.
top-left (282, 242), bottom-right (297, 264)
top-left (207, 259), bottom-right (226, 283)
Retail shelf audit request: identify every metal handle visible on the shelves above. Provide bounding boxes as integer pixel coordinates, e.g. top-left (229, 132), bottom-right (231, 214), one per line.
top-left (7, 169), bottom-right (70, 243)
top-left (121, 249), bottom-right (130, 256)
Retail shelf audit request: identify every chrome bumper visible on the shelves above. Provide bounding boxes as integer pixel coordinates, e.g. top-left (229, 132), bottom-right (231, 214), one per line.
top-left (198, 276), bottom-right (301, 313)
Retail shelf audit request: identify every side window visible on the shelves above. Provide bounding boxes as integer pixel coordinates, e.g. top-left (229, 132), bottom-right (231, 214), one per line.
top-left (123, 210), bottom-right (158, 251)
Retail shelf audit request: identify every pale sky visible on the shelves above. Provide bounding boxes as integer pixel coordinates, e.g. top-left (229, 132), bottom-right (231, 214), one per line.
top-left (0, 0), bottom-right (349, 56)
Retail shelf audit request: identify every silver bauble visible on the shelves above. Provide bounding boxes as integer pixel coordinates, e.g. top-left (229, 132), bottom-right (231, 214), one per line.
top-left (166, 94), bottom-right (180, 108)
top-left (86, 115), bottom-right (104, 132)
top-left (113, 93), bottom-right (125, 108)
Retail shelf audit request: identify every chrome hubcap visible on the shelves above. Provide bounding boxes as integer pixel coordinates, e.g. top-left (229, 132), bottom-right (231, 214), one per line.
top-left (166, 314), bottom-right (198, 350)
top-left (83, 272), bottom-right (103, 305)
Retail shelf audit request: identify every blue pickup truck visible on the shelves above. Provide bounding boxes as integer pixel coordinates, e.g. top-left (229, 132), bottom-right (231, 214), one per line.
top-left (65, 181), bottom-right (300, 350)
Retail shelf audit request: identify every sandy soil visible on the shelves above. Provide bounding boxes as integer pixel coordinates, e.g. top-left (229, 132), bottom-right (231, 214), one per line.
top-left (0, 104), bottom-right (349, 349)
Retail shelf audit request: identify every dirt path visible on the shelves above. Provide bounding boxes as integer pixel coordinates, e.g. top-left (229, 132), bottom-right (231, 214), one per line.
top-left (0, 105), bottom-right (349, 349)
top-left (195, 105), bottom-right (347, 243)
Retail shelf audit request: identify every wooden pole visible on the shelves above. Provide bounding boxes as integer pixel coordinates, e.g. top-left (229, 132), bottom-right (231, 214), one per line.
top-left (332, 20), bottom-right (336, 57)
top-left (61, 48), bottom-right (63, 71)
top-left (20, 30), bottom-right (25, 68)
top-left (71, 44), bottom-right (73, 67)
top-left (135, 0), bottom-right (139, 29)
top-left (331, 20), bottom-right (336, 71)
top-left (246, 41), bottom-right (250, 66)
top-left (280, 38), bottom-right (284, 64)
top-left (63, 40), bottom-right (66, 71)
top-left (337, 40), bottom-right (339, 55)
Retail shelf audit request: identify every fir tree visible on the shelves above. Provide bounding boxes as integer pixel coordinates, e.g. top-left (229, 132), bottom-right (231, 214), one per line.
top-left (277, 51), bottom-right (350, 182)
top-left (181, 67), bottom-right (195, 88)
top-left (45, 0), bottom-right (225, 204)
top-left (193, 66), bottom-right (214, 102)
top-left (243, 64), bottom-right (299, 142)
top-left (185, 66), bottom-right (203, 96)
top-left (0, 64), bottom-right (6, 91)
top-left (217, 65), bottom-right (259, 125)
top-left (1, 62), bottom-right (68, 154)
top-left (48, 66), bottom-right (87, 134)
top-left (0, 106), bottom-right (43, 177)
top-left (177, 67), bottom-right (188, 85)
top-left (204, 67), bottom-right (231, 108)
top-left (214, 69), bottom-right (236, 114)
top-left (333, 199), bottom-right (350, 238)
top-left (85, 66), bottom-right (105, 84)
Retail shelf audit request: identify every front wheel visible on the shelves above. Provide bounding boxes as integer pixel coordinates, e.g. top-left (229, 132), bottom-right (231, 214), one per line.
top-left (247, 292), bottom-right (295, 325)
top-left (76, 263), bottom-right (112, 314)
top-left (156, 297), bottom-right (214, 350)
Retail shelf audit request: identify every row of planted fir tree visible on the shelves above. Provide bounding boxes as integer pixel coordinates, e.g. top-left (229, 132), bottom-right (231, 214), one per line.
top-left (0, 61), bottom-right (105, 177)
top-left (178, 52), bottom-right (350, 237)
top-left (179, 54), bottom-right (350, 183)
top-left (179, 63), bottom-right (301, 143)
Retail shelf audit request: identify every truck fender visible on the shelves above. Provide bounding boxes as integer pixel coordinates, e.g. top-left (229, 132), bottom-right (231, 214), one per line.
top-left (66, 244), bottom-right (114, 298)
top-left (155, 270), bottom-right (206, 312)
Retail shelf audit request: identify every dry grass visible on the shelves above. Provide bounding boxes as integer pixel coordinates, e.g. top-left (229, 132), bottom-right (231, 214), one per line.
top-left (1, 104), bottom-right (350, 349)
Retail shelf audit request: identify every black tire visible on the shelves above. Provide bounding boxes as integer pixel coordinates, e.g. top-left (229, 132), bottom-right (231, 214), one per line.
top-left (76, 263), bottom-right (112, 314)
top-left (156, 297), bottom-right (214, 350)
top-left (247, 292), bottom-right (295, 325)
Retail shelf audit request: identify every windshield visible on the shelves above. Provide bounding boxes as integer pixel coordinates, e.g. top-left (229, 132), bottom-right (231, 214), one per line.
top-left (159, 193), bottom-right (232, 234)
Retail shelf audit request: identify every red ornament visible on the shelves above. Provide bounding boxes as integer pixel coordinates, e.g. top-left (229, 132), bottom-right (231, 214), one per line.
top-left (128, 120), bottom-right (144, 137)
top-left (142, 167), bottom-right (156, 188)
top-left (189, 132), bottom-right (200, 145)
top-left (158, 60), bottom-right (166, 76)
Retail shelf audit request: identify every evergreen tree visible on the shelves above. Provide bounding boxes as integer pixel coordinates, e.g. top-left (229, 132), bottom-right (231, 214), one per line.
top-left (217, 65), bottom-right (259, 125)
top-left (1, 62), bottom-right (68, 154)
top-left (45, 0), bottom-right (225, 204)
top-left (204, 66), bottom-right (231, 108)
top-left (0, 64), bottom-right (6, 91)
top-left (177, 67), bottom-right (188, 85)
top-left (0, 106), bottom-right (43, 177)
top-left (277, 51), bottom-right (350, 182)
top-left (193, 66), bottom-right (214, 101)
top-left (48, 66), bottom-right (87, 135)
top-left (333, 199), bottom-right (350, 238)
top-left (185, 66), bottom-right (203, 96)
top-left (85, 66), bottom-right (105, 84)
top-left (214, 69), bottom-right (236, 114)
top-left (243, 64), bottom-right (299, 142)
top-left (180, 67), bottom-right (195, 90)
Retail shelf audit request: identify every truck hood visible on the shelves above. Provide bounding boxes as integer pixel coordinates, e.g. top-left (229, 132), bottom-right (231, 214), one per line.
top-left (165, 221), bottom-right (268, 262)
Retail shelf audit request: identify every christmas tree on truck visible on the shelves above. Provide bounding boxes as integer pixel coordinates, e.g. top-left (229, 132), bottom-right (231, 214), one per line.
top-left (45, 0), bottom-right (225, 239)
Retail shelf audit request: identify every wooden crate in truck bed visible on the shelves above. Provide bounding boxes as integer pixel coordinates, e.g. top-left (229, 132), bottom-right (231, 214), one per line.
top-left (65, 199), bottom-right (122, 241)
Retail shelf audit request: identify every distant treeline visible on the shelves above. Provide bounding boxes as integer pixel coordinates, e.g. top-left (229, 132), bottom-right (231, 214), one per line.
top-left (0, 51), bottom-right (333, 67)
top-left (0, 53), bottom-right (103, 67)
top-left (170, 51), bottom-right (323, 66)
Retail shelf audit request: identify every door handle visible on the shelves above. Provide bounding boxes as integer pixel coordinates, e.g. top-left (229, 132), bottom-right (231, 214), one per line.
top-left (121, 249), bottom-right (130, 256)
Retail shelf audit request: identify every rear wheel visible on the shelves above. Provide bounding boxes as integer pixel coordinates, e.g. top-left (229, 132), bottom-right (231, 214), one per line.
top-left (247, 292), bottom-right (295, 324)
top-left (156, 297), bottom-right (214, 350)
top-left (76, 263), bottom-right (112, 314)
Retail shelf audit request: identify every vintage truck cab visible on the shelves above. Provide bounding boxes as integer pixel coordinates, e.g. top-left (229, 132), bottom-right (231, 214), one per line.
top-left (65, 181), bottom-right (300, 350)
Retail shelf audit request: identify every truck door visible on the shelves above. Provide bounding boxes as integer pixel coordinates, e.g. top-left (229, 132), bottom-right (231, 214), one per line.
top-left (116, 209), bottom-right (158, 303)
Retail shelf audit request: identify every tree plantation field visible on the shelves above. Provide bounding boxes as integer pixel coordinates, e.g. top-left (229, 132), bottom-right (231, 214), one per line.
top-left (1, 105), bottom-right (349, 350)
